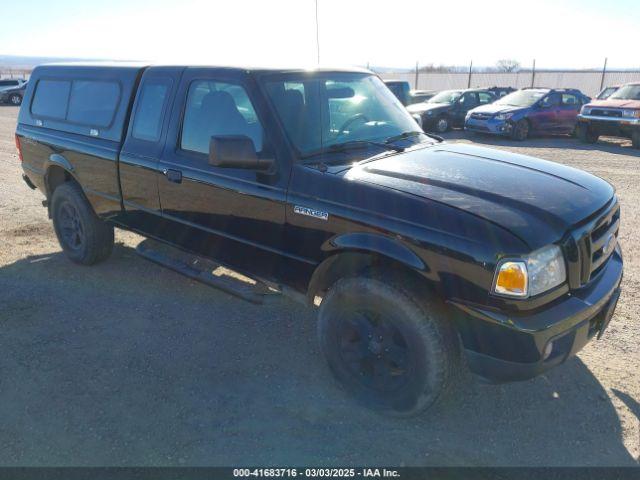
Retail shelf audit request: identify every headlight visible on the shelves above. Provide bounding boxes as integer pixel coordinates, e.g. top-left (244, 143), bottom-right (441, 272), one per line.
top-left (622, 109), bottom-right (640, 118)
top-left (493, 245), bottom-right (566, 298)
top-left (495, 112), bottom-right (513, 121)
top-left (581, 106), bottom-right (592, 115)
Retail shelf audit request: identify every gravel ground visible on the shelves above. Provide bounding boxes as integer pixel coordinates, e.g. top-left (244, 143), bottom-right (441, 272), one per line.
top-left (0, 105), bottom-right (638, 466)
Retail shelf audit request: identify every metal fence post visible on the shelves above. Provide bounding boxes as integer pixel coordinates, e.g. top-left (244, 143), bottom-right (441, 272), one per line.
top-left (531, 59), bottom-right (536, 88)
top-left (414, 61), bottom-right (419, 89)
top-left (467, 60), bottom-right (473, 88)
top-left (600, 57), bottom-right (608, 91)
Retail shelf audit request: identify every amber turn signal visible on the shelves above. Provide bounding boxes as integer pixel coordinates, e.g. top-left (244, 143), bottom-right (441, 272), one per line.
top-left (494, 261), bottom-right (528, 297)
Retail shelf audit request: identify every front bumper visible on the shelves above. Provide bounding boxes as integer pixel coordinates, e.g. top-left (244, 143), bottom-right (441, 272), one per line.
top-left (577, 114), bottom-right (639, 137)
top-left (464, 116), bottom-right (512, 135)
top-left (451, 246), bottom-right (623, 383)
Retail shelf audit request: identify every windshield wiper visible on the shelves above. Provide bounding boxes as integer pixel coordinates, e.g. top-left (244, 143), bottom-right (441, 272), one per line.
top-left (301, 140), bottom-right (404, 162)
top-left (386, 130), bottom-right (443, 144)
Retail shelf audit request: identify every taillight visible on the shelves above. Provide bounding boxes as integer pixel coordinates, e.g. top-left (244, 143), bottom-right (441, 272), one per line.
top-left (15, 134), bottom-right (23, 162)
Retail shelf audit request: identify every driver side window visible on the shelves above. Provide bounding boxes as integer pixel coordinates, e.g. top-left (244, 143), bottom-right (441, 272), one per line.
top-left (541, 93), bottom-right (561, 108)
top-left (181, 80), bottom-right (264, 156)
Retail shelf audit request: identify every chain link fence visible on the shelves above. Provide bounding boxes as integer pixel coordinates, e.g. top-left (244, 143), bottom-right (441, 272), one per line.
top-left (374, 68), bottom-right (640, 98)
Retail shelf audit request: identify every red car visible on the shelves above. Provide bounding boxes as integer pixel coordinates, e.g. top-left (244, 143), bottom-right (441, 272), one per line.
top-left (577, 82), bottom-right (640, 148)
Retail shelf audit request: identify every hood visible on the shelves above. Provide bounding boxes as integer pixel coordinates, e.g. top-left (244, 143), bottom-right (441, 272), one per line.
top-left (469, 103), bottom-right (525, 115)
top-left (587, 98), bottom-right (640, 109)
top-left (345, 143), bottom-right (614, 249)
top-left (406, 102), bottom-right (449, 114)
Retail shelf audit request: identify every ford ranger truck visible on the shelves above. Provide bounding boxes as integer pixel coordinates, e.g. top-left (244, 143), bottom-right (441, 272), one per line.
top-left (577, 82), bottom-right (640, 148)
top-left (16, 64), bottom-right (623, 416)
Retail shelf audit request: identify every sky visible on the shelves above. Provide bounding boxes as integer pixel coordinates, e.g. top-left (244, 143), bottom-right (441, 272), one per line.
top-left (2, 0), bottom-right (639, 70)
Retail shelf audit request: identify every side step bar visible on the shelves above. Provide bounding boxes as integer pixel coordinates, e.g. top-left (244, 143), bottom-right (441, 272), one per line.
top-left (135, 239), bottom-right (280, 304)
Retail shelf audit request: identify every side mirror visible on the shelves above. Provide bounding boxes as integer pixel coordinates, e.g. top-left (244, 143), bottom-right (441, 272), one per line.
top-left (209, 135), bottom-right (273, 170)
top-left (412, 113), bottom-right (423, 129)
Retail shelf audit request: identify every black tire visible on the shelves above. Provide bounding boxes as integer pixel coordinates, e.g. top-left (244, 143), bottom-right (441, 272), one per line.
top-left (9, 94), bottom-right (22, 106)
top-left (632, 130), bottom-right (640, 149)
top-left (577, 123), bottom-right (599, 144)
top-left (510, 119), bottom-right (530, 141)
top-left (51, 182), bottom-right (114, 265)
top-left (317, 274), bottom-right (460, 416)
top-left (434, 115), bottom-right (450, 133)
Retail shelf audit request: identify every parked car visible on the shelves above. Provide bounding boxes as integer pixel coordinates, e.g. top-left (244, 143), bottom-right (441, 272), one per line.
top-left (383, 80), bottom-right (411, 105)
top-left (407, 89), bottom-right (436, 104)
top-left (17, 64), bottom-right (622, 416)
top-left (384, 81), bottom-right (435, 107)
top-left (596, 85), bottom-right (621, 100)
top-left (487, 86), bottom-right (516, 98)
top-left (407, 88), bottom-right (497, 133)
top-left (577, 82), bottom-right (640, 148)
top-left (0, 79), bottom-right (25, 92)
top-left (0, 80), bottom-right (28, 105)
top-left (465, 88), bottom-right (590, 140)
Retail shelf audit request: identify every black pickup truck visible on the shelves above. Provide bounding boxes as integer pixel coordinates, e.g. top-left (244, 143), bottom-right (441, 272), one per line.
top-left (16, 63), bottom-right (623, 416)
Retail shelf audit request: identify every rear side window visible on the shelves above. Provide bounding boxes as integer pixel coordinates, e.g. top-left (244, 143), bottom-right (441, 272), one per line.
top-left (131, 79), bottom-right (171, 142)
top-left (561, 93), bottom-right (579, 106)
top-left (31, 78), bottom-right (120, 127)
top-left (67, 81), bottom-right (120, 127)
top-left (478, 92), bottom-right (494, 104)
top-left (31, 79), bottom-right (71, 120)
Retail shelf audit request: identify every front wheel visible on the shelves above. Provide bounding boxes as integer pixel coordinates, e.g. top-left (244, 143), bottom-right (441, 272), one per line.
top-left (51, 182), bottom-right (114, 265)
top-left (434, 116), bottom-right (450, 133)
top-left (9, 94), bottom-right (22, 106)
top-left (510, 119), bottom-right (530, 141)
top-left (576, 123), bottom-right (599, 144)
top-left (317, 275), bottom-right (460, 416)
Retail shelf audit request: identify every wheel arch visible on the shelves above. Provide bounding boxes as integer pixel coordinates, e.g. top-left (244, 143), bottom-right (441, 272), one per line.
top-left (307, 233), bottom-right (436, 304)
top-left (44, 156), bottom-right (83, 217)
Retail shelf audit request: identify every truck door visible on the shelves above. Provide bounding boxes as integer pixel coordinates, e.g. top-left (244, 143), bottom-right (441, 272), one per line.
top-left (119, 67), bottom-right (182, 232)
top-left (156, 67), bottom-right (292, 283)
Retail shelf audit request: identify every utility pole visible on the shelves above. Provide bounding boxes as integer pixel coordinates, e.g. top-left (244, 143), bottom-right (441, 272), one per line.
top-left (600, 57), bottom-right (608, 91)
top-left (467, 60), bottom-right (473, 88)
top-left (314, 0), bottom-right (320, 65)
top-left (531, 59), bottom-right (536, 88)
top-left (415, 61), bottom-right (419, 89)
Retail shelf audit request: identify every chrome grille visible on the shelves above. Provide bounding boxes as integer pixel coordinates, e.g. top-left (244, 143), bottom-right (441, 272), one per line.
top-left (588, 206), bottom-right (620, 280)
top-left (591, 108), bottom-right (622, 118)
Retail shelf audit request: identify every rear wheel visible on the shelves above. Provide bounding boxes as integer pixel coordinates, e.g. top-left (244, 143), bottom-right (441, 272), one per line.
top-left (51, 182), bottom-right (114, 265)
top-left (577, 123), bottom-right (599, 144)
top-left (317, 274), bottom-right (460, 416)
top-left (510, 119), bottom-right (530, 141)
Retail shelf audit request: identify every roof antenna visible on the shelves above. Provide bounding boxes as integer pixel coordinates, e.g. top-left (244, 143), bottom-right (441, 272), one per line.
top-left (315, 0), bottom-right (320, 65)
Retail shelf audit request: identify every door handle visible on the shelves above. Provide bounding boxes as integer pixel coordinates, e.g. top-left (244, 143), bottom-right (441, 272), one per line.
top-left (163, 168), bottom-right (182, 184)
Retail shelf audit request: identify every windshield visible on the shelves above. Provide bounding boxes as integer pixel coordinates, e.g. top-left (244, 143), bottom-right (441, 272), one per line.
top-left (428, 90), bottom-right (462, 104)
top-left (597, 87), bottom-right (618, 100)
top-left (263, 73), bottom-right (424, 157)
top-left (496, 90), bottom-right (547, 107)
top-left (610, 84), bottom-right (640, 101)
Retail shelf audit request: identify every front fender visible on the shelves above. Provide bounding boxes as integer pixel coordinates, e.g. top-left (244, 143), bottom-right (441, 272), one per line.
top-left (323, 232), bottom-right (427, 272)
